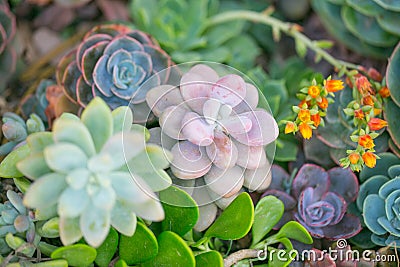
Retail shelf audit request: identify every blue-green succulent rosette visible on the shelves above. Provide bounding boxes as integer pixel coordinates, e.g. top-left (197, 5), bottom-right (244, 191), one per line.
top-left (57, 24), bottom-right (173, 123)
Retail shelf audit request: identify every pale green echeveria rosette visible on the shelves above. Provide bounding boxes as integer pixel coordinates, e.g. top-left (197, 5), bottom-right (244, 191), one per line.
top-left (145, 63), bottom-right (278, 231)
top-left (16, 97), bottom-right (171, 247)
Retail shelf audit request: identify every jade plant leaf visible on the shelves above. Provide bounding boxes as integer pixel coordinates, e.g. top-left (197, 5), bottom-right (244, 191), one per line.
top-left (275, 221), bottom-right (313, 244)
top-left (205, 192), bottom-right (254, 240)
top-left (251, 195), bottom-right (284, 246)
top-left (51, 244), bottom-right (97, 267)
top-left (95, 228), bottom-right (119, 267)
top-left (0, 144), bottom-right (30, 178)
top-left (159, 186), bottom-right (199, 236)
top-left (114, 259), bottom-right (129, 267)
top-left (144, 231), bottom-right (195, 267)
top-left (387, 43), bottom-right (400, 106)
top-left (346, 0), bottom-right (384, 16)
top-left (30, 260), bottom-right (69, 267)
top-left (372, 0), bottom-right (400, 11)
top-left (119, 222), bottom-right (158, 264)
top-left (195, 250), bottom-right (223, 267)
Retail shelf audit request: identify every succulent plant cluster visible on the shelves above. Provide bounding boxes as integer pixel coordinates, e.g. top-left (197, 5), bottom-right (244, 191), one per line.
top-left (262, 164), bottom-right (361, 240)
top-left (56, 24), bottom-right (173, 123)
top-left (312, 0), bottom-right (400, 59)
top-left (13, 97), bottom-right (171, 247)
top-left (0, 0), bottom-right (16, 92)
top-left (355, 153), bottom-right (400, 247)
top-left (0, 112), bottom-right (45, 156)
top-left (146, 63), bottom-right (278, 231)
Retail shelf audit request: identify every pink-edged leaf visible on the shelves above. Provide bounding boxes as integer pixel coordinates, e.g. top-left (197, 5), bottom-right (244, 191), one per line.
top-left (170, 141), bottom-right (212, 179)
top-left (320, 214), bottom-right (362, 240)
top-left (57, 50), bottom-right (76, 85)
top-left (204, 165), bottom-right (244, 198)
top-left (81, 40), bottom-right (108, 85)
top-left (210, 74), bottom-right (246, 107)
top-left (189, 64), bottom-right (219, 82)
top-left (181, 112), bottom-right (214, 146)
top-left (77, 34), bottom-right (111, 72)
top-left (292, 164), bottom-right (330, 200)
top-left (206, 131), bottom-right (238, 169)
top-left (106, 48), bottom-right (132, 74)
top-left (143, 45), bottom-right (172, 83)
top-left (76, 76), bottom-right (93, 107)
top-left (84, 24), bottom-right (132, 40)
top-left (231, 110), bottom-right (278, 147)
top-left (261, 189), bottom-right (297, 211)
top-left (127, 30), bottom-right (154, 46)
top-left (104, 35), bottom-right (143, 55)
top-left (233, 83), bottom-right (259, 113)
top-left (92, 54), bottom-right (114, 97)
top-left (159, 105), bottom-right (187, 140)
top-left (62, 61), bottom-right (81, 104)
top-left (146, 85), bottom-right (185, 117)
top-left (327, 167), bottom-right (359, 203)
top-left (321, 192), bottom-right (347, 225)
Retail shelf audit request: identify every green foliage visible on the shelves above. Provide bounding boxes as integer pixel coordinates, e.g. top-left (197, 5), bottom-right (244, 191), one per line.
top-left (312, 0), bottom-right (399, 58)
top-left (95, 228), bottom-right (119, 267)
top-left (129, 0), bottom-right (260, 71)
top-left (51, 244), bottom-right (97, 267)
top-left (195, 251), bottom-right (223, 267)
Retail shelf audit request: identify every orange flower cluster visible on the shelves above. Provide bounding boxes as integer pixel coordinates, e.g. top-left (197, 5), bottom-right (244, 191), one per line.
top-left (285, 78), bottom-right (344, 140)
top-left (340, 72), bottom-right (389, 171)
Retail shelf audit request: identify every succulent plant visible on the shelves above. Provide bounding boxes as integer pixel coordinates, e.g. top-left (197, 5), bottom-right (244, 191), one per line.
top-left (130, 0), bottom-right (260, 71)
top-left (20, 80), bottom-right (52, 123)
top-left (0, 112), bottom-right (45, 156)
top-left (262, 164), bottom-right (361, 240)
top-left (312, 0), bottom-right (400, 59)
top-left (15, 97), bottom-right (170, 247)
top-left (56, 24), bottom-right (173, 123)
top-left (355, 152), bottom-right (400, 247)
top-left (0, 0), bottom-right (16, 92)
top-left (146, 63), bottom-right (278, 231)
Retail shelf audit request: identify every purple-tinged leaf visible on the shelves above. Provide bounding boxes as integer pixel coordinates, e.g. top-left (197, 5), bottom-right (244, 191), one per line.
top-left (328, 167), bottom-right (359, 203)
top-left (206, 131), bottom-right (237, 169)
top-left (81, 40), bottom-right (108, 85)
top-left (321, 192), bottom-right (347, 225)
top-left (233, 83), bottom-right (259, 114)
top-left (320, 214), bottom-right (361, 240)
top-left (181, 112), bottom-right (214, 146)
top-left (292, 164), bottom-right (329, 200)
top-left (77, 34), bottom-right (112, 72)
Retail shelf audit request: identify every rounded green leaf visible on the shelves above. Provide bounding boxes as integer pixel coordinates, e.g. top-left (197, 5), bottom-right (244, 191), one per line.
top-left (252, 195), bottom-right (284, 246)
top-left (0, 144), bottom-right (30, 178)
top-left (17, 153), bottom-right (51, 180)
top-left (195, 251), bottom-right (223, 267)
top-left (32, 260), bottom-right (68, 267)
top-left (119, 222), bottom-right (158, 264)
top-left (44, 143), bottom-right (88, 173)
top-left (112, 106), bottom-right (133, 134)
top-left (275, 221), bottom-right (313, 244)
top-left (26, 132), bottom-right (54, 153)
top-left (205, 192), bottom-right (254, 240)
top-left (373, 0), bottom-right (400, 11)
top-left (143, 231), bottom-right (195, 267)
top-left (387, 43), bottom-right (400, 106)
top-left (51, 244), bottom-right (97, 267)
top-left (376, 9), bottom-right (400, 36)
top-left (13, 177), bottom-right (31, 194)
top-left (346, 0), bottom-right (384, 16)
top-left (159, 186), bottom-right (199, 236)
top-left (114, 259), bottom-right (129, 267)
top-left (95, 228), bottom-right (119, 267)
top-left (81, 97), bottom-right (113, 152)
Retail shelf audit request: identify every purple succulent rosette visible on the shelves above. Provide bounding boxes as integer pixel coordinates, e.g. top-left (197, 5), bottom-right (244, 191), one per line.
top-left (56, 24), bottom-right (173, 122)
top-left (262, 164), bottom-right (361, 240)
top-left (146, 64), bottom-right (278, 231)
top-left (0, 0), bottom-right (16, 91)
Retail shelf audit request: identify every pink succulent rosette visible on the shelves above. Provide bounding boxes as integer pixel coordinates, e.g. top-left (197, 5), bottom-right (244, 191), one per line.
top-left (146, 64), bottom-right (279, 231)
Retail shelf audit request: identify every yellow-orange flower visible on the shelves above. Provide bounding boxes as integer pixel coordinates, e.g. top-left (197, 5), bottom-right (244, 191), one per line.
top-left (317, 97), bottom-right (328, 109)
top-left (311, 114), bottom-right (321, 127)
top-left (378, 86), bottom-right (390, 98)
top-left (325, 79), bottom-right (344, 93)
top-left (356, 75), bottom-right (373, 95)
top-left (362, 152), bottom-right (376, 168)
top-left (299, 123), bottom-right (312, 139)
top-left (362, 95), bottom-right (374, 106)
top-left (298, 109), bottom-right (311, 122)
top-left (358, 134), bottom-right (375, 149)
top-left (354, 109), bottom-right (364, 120)
top-left (285, 122), bottom-right (295, 134)
top-left (374, 108), bottom-right (382, 116)
top-left (368, 118), bottom-right (388, 131)
top-left (349, 153), bottom-right (360, 164)
top-left (308, 85), bottom-right (320, 98)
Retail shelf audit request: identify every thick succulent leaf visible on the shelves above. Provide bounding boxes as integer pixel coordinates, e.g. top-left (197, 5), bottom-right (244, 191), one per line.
top-left (385, 100), bottom-right (400, 154)
top-left (192, 183), bottom-right (218, 232)
top-left (252, 195), bottom-right (284, 246)
top-left (389, 164), bottom-right (400, 178)
top-left (372, 0), bottom-right (400, 11)
top-left (170, 141), bottom-right (212, 179)
top-left (119, 221), bottom-right (157, 264)
top-left (387, 43), bottom-right (400, 106)
top-left (62, 61), bottom-right (81, 104)
top-left (77, 34), bottom-right (111, 71)
top-left (233, 83), bottom-right (259, 114)
top-left (53, 116), bottom-right (96, 157)
top-left (144, 231), bottom-right (195, 267)
top-left (81, 97), bottom-right (113, 152)
top-left (244, 163), bottom-right (272, 192)
top-left (205, 192), bottom-right (254, 240)
top-left (44, 143), bottom-right (87, 173)
top-left (159, 186), bottom-right (199, 236)
top-left (80, 202), bottom-right (111, 247)
top-left (181, 112), bottom-right (214, 146)
top-left (111, 200), bottom-right (137, 236)
top-left (148, 127), bottom-right (177, 151)
top-left (180, 72), bottom-right (212, 114)
top-left (0, 144), bottom-right (30, 178)
top-left (208, 189), bottom-right (243, 210)
top-left (95, 227), bottom-right (119, 267)
top-left (93, 54), bottom-right (116, 97)
top-left (110, 171), bottom-right (152, 205)
top-left (204, 165), bottom-right (244, 198)
top-left (195, 251), bottom-right (223, 267)
top-left (320, 214), bottom-right (361, 240)
top-left (92, 185), bottom-right (116, 212)
top-left (128, 144), bottom-right (172, 172)
top-left (346, 0), bottom-right (384, 16)
top-left (17, 152), bottom-right (51, 180)
top-left (59, 216), bottom-right (82, 246)
top-left (219, 115), bottom-right (252, 135)
top-left (35, 204), bottom-right (57, 221)
top-left (81, 40), bottom-right (108, 85)
top-left (327, 167), bottom-right (358, 203)
top-left (363, 194), bottom-right (387, 235)
top-left (65, 168), bottom-right (90, 190)
top-left (384, 188), bottom-right (400, 221)
top-left (58, 187), bottom-right (89, 218)
top-left (234, 141), bottom-right (267, 169)
top-left (230, 110), bottom-right (278, 146)
top-left (23, 173), bottom-right (67, 210)
top-left (357, 175), bottom-right (389, 211)
top-left (210, 74), bottom-right (246, 107)
top-left (268, 165), bottom-right (290, 191)
top-left (379, 177), bottom-right (400, 199)
top-left (159, 105), bottom-right (186, 140)
top-left (206, 131), bottom-right (238, 169)
top-left (51, 244), bottom-right (97, 267)
top-left (7, 190), bottom-right (25, 215)
top-left (146, 85), bottom-right (185, 117)
top-left (130, 197), bottom-right (164, 222)
top-left (292, 164), bottom-right (330, 200)
top-left (134, 169), bottom-right (172, 192)
top-left (111, 106), bottom-right (133, 134)
top-left (104, 35), bottom-right (143, 55)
